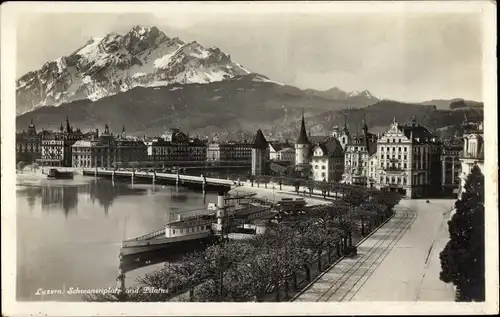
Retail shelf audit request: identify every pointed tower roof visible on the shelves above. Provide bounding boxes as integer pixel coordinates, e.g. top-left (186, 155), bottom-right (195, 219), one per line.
top-left (252, 129), bottom-right (268, 149)
top-left (296, 110), bottom-right (310, 145)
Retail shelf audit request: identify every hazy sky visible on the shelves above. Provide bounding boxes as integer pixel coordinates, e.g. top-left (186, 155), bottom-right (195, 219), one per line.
top-left (16, 10), bottom-right (483, 102)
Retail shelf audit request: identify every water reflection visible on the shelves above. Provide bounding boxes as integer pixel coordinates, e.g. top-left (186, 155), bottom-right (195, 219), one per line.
top-left (17, 179), bottom-right (149, 216)
top-left (16, 175), bottom-right (217, 301)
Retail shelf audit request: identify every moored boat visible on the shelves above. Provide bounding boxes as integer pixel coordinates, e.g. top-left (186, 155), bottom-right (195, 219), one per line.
top-left (47, 168), bottom-right (74, 179)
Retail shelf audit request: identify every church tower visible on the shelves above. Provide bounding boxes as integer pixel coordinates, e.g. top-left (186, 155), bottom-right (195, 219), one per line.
top-left (339, 113), bottom-right (350, 151)
top-left (295, 110), bottom-right (311, 166)
top-left (251, 129), bottom-right (269, 176)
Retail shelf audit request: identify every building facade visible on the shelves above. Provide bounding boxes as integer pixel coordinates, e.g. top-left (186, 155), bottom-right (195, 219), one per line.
top-left (440, 139), bottom-right (463, 196)
top-left (16, 120), bottom-right (42, 163)
top-left (310, 138), bottom-right (345, 182)
top-left (251, 129), bottom-right (270, 176)
top-left (72, 124), bottom-right (147, 168)
top-left (206, 142), bottom-right (252, 163)
top-left (342, 120), bottom-right (378, 187)
top-left (39, 117), bottom-right (83, 167)
top-left (459, 120), bottom-right (484, 196)
top-left (269, 142), bottom-right (294, 161)
top-left (146, 129), bottom-right (207, 165)
top-left (374, 117), bottom-right (441, 198)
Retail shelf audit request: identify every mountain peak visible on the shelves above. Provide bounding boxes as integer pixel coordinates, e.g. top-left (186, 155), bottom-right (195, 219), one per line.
top-left (16, 25), bottom-right (254, 115)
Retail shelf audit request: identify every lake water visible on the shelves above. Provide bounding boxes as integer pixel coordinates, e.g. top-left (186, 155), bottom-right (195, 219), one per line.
top-left (16, 172), bottom-right (218, 301)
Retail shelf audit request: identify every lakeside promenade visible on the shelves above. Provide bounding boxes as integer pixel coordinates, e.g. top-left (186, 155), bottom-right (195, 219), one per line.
top-left (292, 199), bottom-right (456, 302)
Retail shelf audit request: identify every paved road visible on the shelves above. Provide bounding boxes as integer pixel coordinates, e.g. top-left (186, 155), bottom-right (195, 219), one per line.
top-left (293, 199), bottom-right (456, 302)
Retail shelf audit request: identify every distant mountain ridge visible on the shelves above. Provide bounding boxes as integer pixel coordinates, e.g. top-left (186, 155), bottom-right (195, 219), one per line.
top-left (303, 87), bottom-right (379, 106)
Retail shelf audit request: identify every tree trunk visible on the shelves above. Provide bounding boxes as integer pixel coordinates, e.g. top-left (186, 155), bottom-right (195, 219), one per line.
top-left (348, 232), bottom-right (353, 247)
top-left (317, 250), bottom-right (322, 272)
top-left (265, 183), bottom-right (267, 189)
top-left (304, 264), bottom-right (311, 281)
top-left (328, 247), bottom-right (332, 263)
top-left (361, 219), bottom-right (365, 236)
top-left (292, 271), bottom-right (298, 290)
top-left (280, 184), bottom-right (282, 190)
top-left (284, 279), bottom-right (290, 300)
top-left (275, 280), bottom-right (280, 302)
top-left (336, 242), bottom-right (341, 257)
top-left (189, 288), bottom-right (194, 301)
top-left (343, 236), bottom-right (348, 249)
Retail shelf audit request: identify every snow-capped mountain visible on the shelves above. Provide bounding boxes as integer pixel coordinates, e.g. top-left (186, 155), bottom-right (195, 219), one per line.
top-left (346, 89), bottom-right (376, 99)
top-left (16, 25), bottom-right (252, 115)
top-left (303, 87), bottom-right (379, 106)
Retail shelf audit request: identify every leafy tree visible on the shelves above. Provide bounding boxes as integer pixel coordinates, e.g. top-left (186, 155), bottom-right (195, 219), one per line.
top-left (439, 165), bottom-right (485, 302)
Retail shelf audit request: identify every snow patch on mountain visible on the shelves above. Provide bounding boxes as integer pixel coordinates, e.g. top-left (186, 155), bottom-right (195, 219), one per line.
top-left (15, 25), bottom-right (255, 115)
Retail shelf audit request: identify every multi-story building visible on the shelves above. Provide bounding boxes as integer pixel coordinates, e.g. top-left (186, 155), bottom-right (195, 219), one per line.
top-left (72, 124), bottom-right (147, 168)
top-left (146, 129), bottom-right (207, 165)
top-left (39, 117), bottom-right (83, 167)
top-left (342, 120), bottom-right (378, 187)
top-left (251, 129), bottom-right (270, 176)
top-left (310, 138), bottom-right (344, 182)
top-left (440, 138), bottom-right (463, 196)
top-left (374, 117), bottom-right (441, 198)
top-left (16, 120), bottom-right (42, 163)
top-left (206, 142), bottom-right (252, 164)
top-left (459, 119), bottom-right (484, 196)
top-left (269, 142), bottom-right (294, 161)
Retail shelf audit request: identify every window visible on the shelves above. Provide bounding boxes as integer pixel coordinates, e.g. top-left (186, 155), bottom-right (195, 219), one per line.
top-left (398, 139), bottom-right (401, 143)
top-left (398, 147), bottom-right (401, 152)
top-left (322, 165), bottom-right (325, 170)
top-left (173, 230), bottom-right (176, 234)
top-left (393, 147), bottom-right (396, 152)
top-left (392, 139), bottom-right (395, 143)
top-left (322, 172), bottom-right (325, 177)
top-left (404, 147), bottom-right (407, 152)
top-left (381, 154), bottom-right (384, 159)
top-left (404, 163), bottom-right (407, 168)
top-left (206, 225), bottom-right (210, 229)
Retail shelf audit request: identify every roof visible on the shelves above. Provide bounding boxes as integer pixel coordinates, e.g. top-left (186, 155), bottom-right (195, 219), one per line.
top-left (270, 142), bottom-right (293, 152)
top-left (397, 124), bottom-right (437, 144)
top-left (278, 148), bottom-right (294, 154)
top-left (72, 140), bottom-right (95, 147)
top-left (252, 129), bottom-right (268, 149)
top-left (314, 138), bottom-right (344, 157)
top-left (296, 114), bottom-right (310, 145)
top-left (308, 135), bottom-right (329, 144)
top-left (270, 162), bottom-right (288, 173)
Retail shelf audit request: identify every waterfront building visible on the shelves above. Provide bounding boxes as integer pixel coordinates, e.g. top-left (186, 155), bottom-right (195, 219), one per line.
top-left (145, 129), bottom-right (207, 166)
top-left (374, 117), bottom-right (441, 198)
top-left (16, 120), bottom-right (42, 163)
top-left (72, 124), bottom-right (147, 168)
top-left (342, 118), bottom-right (378, 187)
top-left (39, 117), bottom-right (84, 167)
top-left (310, 138), bottom-right (345, 182)
top-left (440, 137), bottom-right (463, 196)
top-left (206, 142), bottom-right (252, 164)
top-left (459, 119), bottom-right (484, 196)
top-left (251, 129), bottom-right (270, 176)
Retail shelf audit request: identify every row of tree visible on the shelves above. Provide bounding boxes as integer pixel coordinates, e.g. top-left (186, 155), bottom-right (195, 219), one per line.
top-left (241, 174), bottom-right (372, 200)
top-left (87, 188), bottom-right (401, 302)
